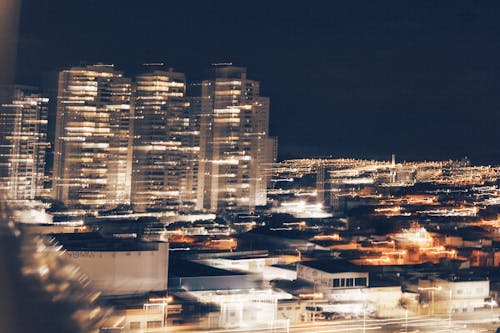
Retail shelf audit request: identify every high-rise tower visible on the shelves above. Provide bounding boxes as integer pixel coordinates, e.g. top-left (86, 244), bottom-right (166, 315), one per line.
top-left (130, 66), bottom-right (188, 212)
top-left (52, 64), bottom-right (132, 208)
top-left (164, 90), bottom-right (200, 211)
top-left (0, 85), bottom-right (49, 201)
top-left (196, 64), bottom-right (275, 212)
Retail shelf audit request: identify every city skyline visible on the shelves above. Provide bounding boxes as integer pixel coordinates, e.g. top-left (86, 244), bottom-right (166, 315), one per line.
top-left (15, 0), bottom-right (500, 163)
top-left (4, 2), bottom-right (500, 333)
top-left (42, 62), bottom-right (275, 211)
top-left (52, 64), bottom-right (133, 207)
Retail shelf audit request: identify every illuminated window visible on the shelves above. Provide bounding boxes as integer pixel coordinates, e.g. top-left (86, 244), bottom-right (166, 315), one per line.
top-left (130, 322), bottom-right (140, 329)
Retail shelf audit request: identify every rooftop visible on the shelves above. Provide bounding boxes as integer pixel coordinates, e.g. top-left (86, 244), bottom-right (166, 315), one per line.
top-left (299, 259), bottom-right (367, 274)
top-left (51, 232), bottom-right (161, 252)
top-left (169, 259), bottom-right (247, 278)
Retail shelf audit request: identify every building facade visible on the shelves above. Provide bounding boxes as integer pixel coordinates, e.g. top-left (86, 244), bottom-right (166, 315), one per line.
top-left (130, 66), bottom-right (200, 212)
top-left (61, 235), bottom-right (169, 296)
top-left (52, 64), bottom-right (132, 208)
top-left (196, 65), bottom-right (275, 212)
top-left (0, 85), bottom-right (49, 201)
top-left (297, 261), bottom-right (369, 292)
top-left (418, 277), bottom-right (491, 314)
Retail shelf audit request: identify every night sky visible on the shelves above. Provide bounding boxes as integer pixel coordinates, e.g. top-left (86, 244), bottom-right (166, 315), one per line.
top-left (16, 0), bottom-right (500, 163)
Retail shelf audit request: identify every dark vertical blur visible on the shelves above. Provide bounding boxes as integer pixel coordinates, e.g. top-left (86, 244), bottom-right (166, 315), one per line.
top-left (0, 194), bottom-right (21, 333)
top-left (0, 1), bottom-right (22, 331)
top-left (0, 0), bottom-right (21, 103)
top-left (0, 196), bottom-right (90, 333)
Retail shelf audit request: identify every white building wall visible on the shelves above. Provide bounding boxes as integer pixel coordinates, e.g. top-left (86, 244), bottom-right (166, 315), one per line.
top-left (297, 264), bottom-right (368, 289)
top-left (418, 278), bottom-right (491, 313)
top-left (66, 242), bottom-right (169, 295)
top-left (193, 289), bottom-right (282, 329)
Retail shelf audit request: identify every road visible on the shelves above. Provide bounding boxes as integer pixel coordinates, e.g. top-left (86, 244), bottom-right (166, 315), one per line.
top-left (167, 309), bottom-right (500, 333)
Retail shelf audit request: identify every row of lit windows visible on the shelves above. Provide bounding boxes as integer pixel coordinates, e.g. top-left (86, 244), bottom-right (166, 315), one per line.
top-left (332, 277), bottom-right (367, 288)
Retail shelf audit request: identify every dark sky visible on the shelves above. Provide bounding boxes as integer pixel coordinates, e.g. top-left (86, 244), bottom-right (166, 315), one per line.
top-left (16, 0), bottom-right (500, 163)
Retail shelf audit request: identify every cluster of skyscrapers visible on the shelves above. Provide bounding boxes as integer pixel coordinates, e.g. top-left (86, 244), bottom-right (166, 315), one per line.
top-left (0, 63), bottom-right (277, 213)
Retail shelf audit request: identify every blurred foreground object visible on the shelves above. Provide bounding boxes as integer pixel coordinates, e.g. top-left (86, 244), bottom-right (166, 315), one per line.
top-left (0, 0), bottom-right (21, 104)
top-left (0, 193), bottom-right (113, 332)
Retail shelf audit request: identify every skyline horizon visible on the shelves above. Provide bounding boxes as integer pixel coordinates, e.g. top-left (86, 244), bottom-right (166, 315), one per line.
top-left (8, 59), bottom-right (499, 166)
top-left (3, 3), bottom-right (500, 333)
top-left (15, 0), bottom-right (500, 165)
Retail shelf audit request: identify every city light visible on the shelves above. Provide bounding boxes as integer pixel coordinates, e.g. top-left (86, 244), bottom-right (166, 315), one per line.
top-left (2, 3), bottom-right (500, 332)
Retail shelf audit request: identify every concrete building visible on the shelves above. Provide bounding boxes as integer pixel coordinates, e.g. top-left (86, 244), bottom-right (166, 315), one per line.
top-left (131, 66), bottom-right (198, 212)
top-left (418, 276), bottom-right (492, 314)
top-left (0, 85), bottom-right (49, 201)
top-left (55, 233), bottom-right (169, 296)
top-left (276, 299), bottom-right (316, 323)
top-left (130, 66), bottom-right (184, 211)
top-left (168, 259), bottom-right (259, 291)
top-left (297, 260), bottom-right (369, 292)
top-left (296, 260), bottom-right (411, 317)
top-left (163, 95), bottom-right (199, 211)
top-left (183, 82), bottom-right (203, 207)
top-left (52, 64), bottom-right (132, 208)
top-left (196, 64), bottom-right (275, 212)
top-left (198, 289), bottom-right (285, 330)
top-left (197, 254), bottom-right (297, 281)
top-left (100, 303), bottom-right (167, 333)
top-left (471, 248), bottom-right (500, 267)
top-left (168, 258), bottom-right (289, 330)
